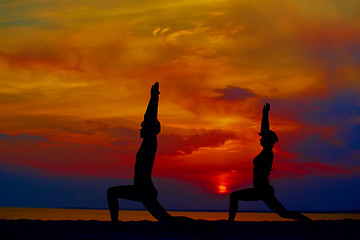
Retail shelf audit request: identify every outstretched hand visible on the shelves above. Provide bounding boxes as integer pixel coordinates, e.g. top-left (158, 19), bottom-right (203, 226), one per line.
top-left (263, 102), bottom-right (270, 114)
top-left (151, 82), bottom-right (160, 96)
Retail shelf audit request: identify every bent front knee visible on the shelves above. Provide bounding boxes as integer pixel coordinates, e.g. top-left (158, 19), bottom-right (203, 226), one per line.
top-left (229, 192), bottom-right (237, 201)
top-left (107, 187), bottom-right (116, 198)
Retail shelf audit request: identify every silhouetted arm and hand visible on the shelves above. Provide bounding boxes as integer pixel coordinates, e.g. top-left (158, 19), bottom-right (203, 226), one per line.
top-left (261, 103), bottom-right (270, 134)
top-left (144, 82), bottom-right (160, 121)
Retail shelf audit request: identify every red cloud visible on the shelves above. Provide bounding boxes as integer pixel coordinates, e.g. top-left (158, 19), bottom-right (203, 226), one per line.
top-left (272, 160), bottom-right (350, 179)
top-left (84, 121), bottom-right (236, 157)
top-left (157, 129), bottom-right (236, 156)
top-left (0, 134), bottom-right (134, 178)
top-left (0, 125), bottom-right (355, 195)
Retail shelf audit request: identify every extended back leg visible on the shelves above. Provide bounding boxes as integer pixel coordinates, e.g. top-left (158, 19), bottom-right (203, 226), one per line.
top-left (264, 195), bottom-right (312, 221)
top-left (142, 198), bottom-right (172, 223)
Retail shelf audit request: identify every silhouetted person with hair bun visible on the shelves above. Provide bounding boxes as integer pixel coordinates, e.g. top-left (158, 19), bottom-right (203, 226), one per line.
top-left (228, 103), bottom-right (312, 222)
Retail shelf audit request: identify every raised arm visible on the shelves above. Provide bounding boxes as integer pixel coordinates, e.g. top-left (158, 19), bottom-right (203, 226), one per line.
top-left (261, 103), bottom-right (270, 134)
top-left (144, 82), bottom-right (160, 121)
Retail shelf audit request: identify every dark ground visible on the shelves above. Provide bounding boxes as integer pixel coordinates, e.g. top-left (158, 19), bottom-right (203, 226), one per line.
top-left (0, 219), bottom-right (359, 240)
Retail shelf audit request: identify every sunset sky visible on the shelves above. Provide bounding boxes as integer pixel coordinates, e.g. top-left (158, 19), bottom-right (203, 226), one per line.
top-left (0, 0), bottom-right (359, 212)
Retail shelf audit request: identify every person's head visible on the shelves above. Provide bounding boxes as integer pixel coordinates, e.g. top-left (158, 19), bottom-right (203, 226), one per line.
top-left (259, 130), bottom-right (278, 148)
top-left (140, 120), bottom-right (161, 138)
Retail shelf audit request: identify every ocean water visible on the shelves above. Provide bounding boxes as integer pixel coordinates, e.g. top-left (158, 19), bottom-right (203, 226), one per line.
top-left (0, 207), bottom-right (359, 221)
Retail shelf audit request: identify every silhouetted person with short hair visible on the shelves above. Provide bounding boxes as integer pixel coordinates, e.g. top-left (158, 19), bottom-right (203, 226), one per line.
top-left (107, 82), bottom-right (193, 224)
top-left (228, 103), bottom-right (312, 222)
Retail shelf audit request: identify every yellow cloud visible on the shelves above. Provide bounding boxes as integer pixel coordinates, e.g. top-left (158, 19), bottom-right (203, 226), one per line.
top-left (153, 27), bottom-right (161, 36)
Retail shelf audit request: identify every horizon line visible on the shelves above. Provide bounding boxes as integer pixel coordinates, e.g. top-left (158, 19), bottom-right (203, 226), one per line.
top-left (1, 206), bottom-right (360, 214)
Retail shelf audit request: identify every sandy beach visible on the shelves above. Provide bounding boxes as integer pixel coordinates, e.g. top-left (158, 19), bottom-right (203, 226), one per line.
top-left (0, 219), bottom-right (359, 240)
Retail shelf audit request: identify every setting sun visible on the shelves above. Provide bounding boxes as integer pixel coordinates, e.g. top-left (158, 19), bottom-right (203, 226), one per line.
top-left (217, 185), bottom-right (228, 194)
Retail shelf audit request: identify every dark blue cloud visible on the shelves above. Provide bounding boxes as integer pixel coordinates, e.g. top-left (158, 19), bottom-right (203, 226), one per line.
top-left (302, 91), bottom-right (360, 125)
top-left (291, 134), bottom-right (345, 164)
top-left (271, 90), bottom-right (360, 168)
top-left (0, 133), bottom-right (47, 142)
top-left (214, 86), bottom-right (257, 101)
top-left (299, 92), bottom-right (360, 165)
top-left (337, 124), bottom-right (360, 151)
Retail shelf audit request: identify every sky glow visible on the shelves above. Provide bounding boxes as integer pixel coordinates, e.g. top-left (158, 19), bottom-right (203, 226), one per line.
top-left (0, 0), bottom-right (359, 211)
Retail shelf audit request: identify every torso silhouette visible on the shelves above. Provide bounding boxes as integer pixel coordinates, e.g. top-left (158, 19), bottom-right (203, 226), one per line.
top-left (253, 148), bottom-right (273, 189)
top-left (134, 135), bottom-right (158, 198)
